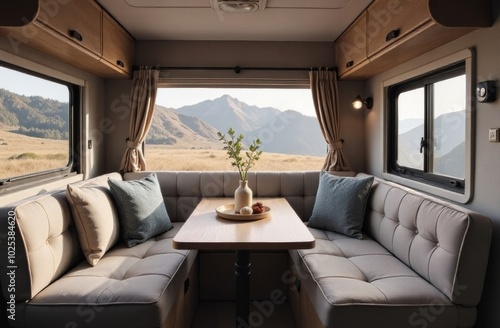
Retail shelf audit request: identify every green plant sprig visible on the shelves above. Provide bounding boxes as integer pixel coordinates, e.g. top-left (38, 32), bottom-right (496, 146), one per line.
top-left (217, 128), bottom-right (262, 181)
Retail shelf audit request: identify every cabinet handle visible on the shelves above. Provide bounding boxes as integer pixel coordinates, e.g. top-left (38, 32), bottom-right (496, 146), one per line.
top-left (386, 29), bottom-right (400, 42)
top-left (346, 60), bottom-right (354, 68)
top-left (69, 30), bottom-right (83, 42)
top-left (117, 60), bottom-right (125, 68)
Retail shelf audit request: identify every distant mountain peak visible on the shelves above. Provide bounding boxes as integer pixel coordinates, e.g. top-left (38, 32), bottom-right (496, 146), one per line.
top-left (219, 93), bottom-right (239, 105)
top-left (212, 94), bottom-right (248, 110)
top-left (177, 95), bottom-right (281, 133)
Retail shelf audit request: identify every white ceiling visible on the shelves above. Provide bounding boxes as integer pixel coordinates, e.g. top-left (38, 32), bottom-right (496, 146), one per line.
top-left (96, 0), bottom-right (372, 42)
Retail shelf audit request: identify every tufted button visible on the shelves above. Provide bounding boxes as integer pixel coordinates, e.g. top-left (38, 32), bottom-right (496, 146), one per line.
top-left (436, 243), bottom-right (440, 247)
top-left (415, 230), bottom-right (419, 234)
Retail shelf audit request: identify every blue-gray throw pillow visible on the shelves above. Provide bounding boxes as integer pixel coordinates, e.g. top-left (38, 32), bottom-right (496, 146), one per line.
top-left (108, 173), bottom-right (173, 247)
top-left (308, 173), bottom-right (374, 239)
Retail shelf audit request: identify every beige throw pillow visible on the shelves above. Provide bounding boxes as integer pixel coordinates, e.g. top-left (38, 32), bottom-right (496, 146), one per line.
top-left (66, 183), bottom-right (120, 266)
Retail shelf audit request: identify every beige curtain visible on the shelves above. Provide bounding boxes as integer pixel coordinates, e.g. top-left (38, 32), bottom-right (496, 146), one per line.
top-left (119, 67), bottom-right (160, 173)
top-left (310, 69), bottom-right (352, 171)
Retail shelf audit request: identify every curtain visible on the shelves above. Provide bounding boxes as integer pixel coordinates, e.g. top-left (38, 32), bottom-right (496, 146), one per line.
top-left (119, 67), bottom-right (160, 173)
top-left (310, 69), bottom-right (352, 172)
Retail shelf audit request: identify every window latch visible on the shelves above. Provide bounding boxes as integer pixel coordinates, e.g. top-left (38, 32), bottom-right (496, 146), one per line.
top-left (420, 137), bottom-right (426, 154)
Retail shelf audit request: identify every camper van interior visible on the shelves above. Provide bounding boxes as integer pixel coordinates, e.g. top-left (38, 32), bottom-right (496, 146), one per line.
top-left (0, 0), bottom-right (499, 327)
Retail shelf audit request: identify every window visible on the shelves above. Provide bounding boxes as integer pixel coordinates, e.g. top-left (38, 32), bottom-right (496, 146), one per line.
top-left (386, 56), bottom-right (472, 200)
top-left (0, 62), bottom-right (78, 191)
top-left (145, 88), bottom-right (325, 171)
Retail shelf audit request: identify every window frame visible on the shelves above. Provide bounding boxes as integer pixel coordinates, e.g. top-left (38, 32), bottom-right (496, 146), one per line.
top-left (0, 61), bottom-right (81, 194)
top-left (387, 62), bottom-right (466, 191)
top-left (382, 49), bottom-right (474, 204)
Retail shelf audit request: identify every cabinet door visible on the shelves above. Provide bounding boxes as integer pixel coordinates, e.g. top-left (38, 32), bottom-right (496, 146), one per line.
top-left (37, 0), bottom-right (102, 56)
top-left (367, 0), bottom-right (431, 57)
top-left (102, 11), bottom-right (134, 76)
top-left (335, 13), bottom-right (368, 77)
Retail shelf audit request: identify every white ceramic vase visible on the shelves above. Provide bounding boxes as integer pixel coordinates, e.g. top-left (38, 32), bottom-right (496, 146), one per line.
top-left (234, 180), bottom-right (252, 213)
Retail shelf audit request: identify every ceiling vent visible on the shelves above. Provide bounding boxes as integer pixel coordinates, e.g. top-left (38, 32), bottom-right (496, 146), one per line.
top-left (211, 0), bottom-right (268, 13)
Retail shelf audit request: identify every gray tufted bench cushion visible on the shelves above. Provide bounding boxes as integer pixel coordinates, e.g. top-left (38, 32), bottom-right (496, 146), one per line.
top-left (289, 175), bottom-right (492, 328)
top-left (290, 228), bottom-right (466, 327)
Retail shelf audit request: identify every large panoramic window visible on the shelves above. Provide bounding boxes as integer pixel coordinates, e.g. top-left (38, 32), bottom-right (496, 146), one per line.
top-left (0, 62), bottom-right (77, 191)
top-left (145, 88), bottom-right (325, 171)
top-left (387, 61), bottom-right (468, 194)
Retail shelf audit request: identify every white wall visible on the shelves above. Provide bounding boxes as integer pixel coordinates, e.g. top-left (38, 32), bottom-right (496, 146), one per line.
top-left (364, 3), bottom-right (500, 326)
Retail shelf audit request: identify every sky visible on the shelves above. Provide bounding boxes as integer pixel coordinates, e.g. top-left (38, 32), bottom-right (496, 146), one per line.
top-left (0, 67), bottom-right (69, 102)
top-left (398, 75), bottom-right (466, 121)
top-left (156, 88), bottom-right (317, 117)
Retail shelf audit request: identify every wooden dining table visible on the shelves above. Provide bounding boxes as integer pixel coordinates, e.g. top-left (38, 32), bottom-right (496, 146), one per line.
top-left (172, 197), bottom-right (315, 327)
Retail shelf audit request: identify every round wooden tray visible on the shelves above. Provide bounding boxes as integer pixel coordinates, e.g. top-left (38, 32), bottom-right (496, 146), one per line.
top-left (216, 204), bottom-right (271, 221)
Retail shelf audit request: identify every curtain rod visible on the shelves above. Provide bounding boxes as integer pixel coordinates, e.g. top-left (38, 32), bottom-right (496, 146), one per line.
top-left (133, 65), bottom-right (337, 74)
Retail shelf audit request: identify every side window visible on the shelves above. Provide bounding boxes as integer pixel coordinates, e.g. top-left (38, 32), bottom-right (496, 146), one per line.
top-left (387, 61), bottom-right (467, 194)
top-left (145, 87), bottom-right (325, 171)
top-left (0, 62), bottom-right (78, 191)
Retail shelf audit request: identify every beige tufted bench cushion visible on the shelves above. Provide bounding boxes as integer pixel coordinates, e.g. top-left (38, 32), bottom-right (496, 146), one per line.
top-left (23, 223), bottom-right (194, 328)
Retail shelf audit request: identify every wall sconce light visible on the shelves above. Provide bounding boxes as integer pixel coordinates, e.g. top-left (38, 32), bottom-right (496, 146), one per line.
top-left (476, 81), bottom-right (496, 103)
top-left (352, 95), bottom-right (373, 110)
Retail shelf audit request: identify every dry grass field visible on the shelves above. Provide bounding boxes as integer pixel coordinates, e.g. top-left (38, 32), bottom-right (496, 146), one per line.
top-left (145, 145), bottom-right (325, 171)
top-left (0, 129), bottom-right (324, 179)
top-left (0, 129), bottom-right (68, 178)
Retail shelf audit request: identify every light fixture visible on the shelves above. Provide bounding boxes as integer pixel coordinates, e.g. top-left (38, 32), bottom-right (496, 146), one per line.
top-left (476, 80), bottom-right (496, 103)
top-left (352, 95), bottom-right (373, 110)
top-left (211, 0), bottom-right (267, 13)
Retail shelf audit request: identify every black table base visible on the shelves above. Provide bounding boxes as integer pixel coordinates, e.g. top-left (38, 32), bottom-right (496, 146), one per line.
top-left (235, 250), bottom-right (251, 327)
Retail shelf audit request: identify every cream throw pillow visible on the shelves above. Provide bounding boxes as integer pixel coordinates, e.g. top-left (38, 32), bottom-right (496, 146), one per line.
top-left (66, 183), bottom-right (120, 266)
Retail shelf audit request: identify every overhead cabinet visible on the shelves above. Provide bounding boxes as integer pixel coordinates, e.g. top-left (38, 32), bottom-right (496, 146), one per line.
top-left (36, 0), bottom-right (102, 57)
top-left (336, 0), bottom-right (492, 80)
top-left (0, 0), bottom-right (134, 79)
top-left (366, 0), bottom-right (431, 57)
top-left (335, 12), bottom-right (368, 77)
top-left (102, 11), bottom-right (135, 76)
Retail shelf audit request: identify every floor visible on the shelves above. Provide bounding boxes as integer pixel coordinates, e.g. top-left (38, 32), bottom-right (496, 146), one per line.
top-left (190, 301), bottom-right (296, 328)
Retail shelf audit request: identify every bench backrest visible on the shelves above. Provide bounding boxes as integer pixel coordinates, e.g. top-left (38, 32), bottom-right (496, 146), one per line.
top-left (124, 171), bottom-right (320, 222)
top-left (0, 173), bottom-right (122, 302)
top-left (0, 190), bottom-right (79, 302)
top-left (364, 177), bottom-right (492, 306)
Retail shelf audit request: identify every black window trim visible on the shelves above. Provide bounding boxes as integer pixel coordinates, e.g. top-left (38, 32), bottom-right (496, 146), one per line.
top-left (387, 61), bottom-right (467, 193)
top-left (0, 61), bottom-right (80, 193)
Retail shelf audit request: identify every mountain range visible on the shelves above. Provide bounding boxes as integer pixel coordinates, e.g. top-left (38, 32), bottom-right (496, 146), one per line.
top-left (0, 88), bottom-right (69, 139)
top-left (0, 89), bottom-right (326, 156)
top-left (176, 95), bottom-right (281, 133)
top-left (397, 110), bottom-right (465, 178)
top-left (163, 94), bottom-right (326, 156)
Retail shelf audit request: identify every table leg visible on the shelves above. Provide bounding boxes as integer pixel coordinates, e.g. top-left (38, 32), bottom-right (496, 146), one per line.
top-left (235, 250), bottom-right (250, 327)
